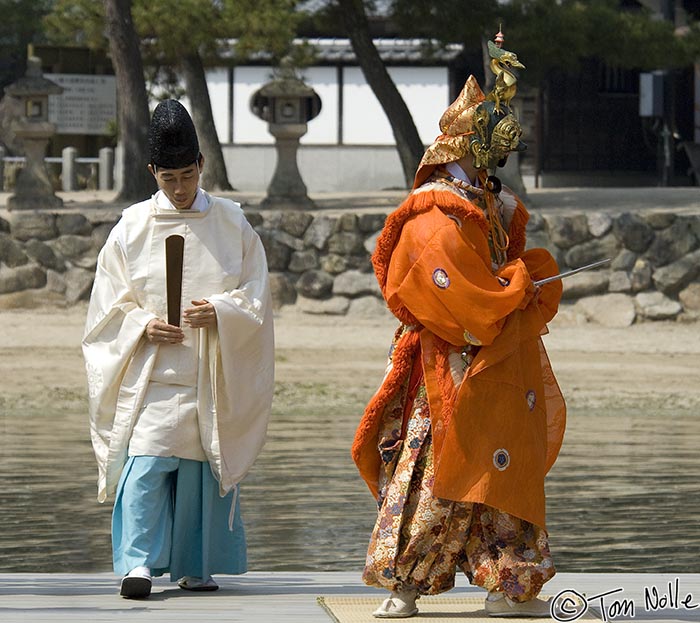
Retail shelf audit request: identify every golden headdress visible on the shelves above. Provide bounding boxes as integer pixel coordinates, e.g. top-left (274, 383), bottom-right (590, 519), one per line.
top-left (413, 30), bottom-right (525, 190)
top-left (413, 75), bottom-right (485, 189)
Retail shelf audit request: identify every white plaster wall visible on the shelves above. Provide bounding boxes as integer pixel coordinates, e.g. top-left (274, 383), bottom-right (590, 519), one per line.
top-left (222, 144), bottom-right (405, 192)
top-left (342, 66), bottom-right (449, 145)
top-left (298, 66), bottom-right (338, 145)
top-left (206, 68), bottom-right (230, 143)
top-left (223, 64), bottom-right (449, 146)
top-left (232, 66), bottom-right (276, 144)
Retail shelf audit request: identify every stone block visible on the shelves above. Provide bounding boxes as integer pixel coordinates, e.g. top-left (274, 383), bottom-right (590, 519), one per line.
top-left (608, 271), bottom-right (632, 293)
top-left (576, 293), bottom-right (636, 327)
top-left (269, 272), bottom-right (297, 309)
top-left (0, 233), bottom-right (29, 267)
top-left (280, 211), bottom-right (313, 237)
top-left (320, 254), bottom-right (348, 275)
top-left (358, 213), bottom-right (386, 233)
top-left (327, 231), bottom-right (365, 255)
top-left (273, 230), bottom-right (305, 252)
top-left (46, 269), bottom-right (67, 294)
top-left (644, 211), bottom-right (676, 230)
top-left (630, 259), bottom-right (653, 293)
top-left (526, 212), bottom-right (545, 233)
top-left (561, 272), bottom-right (609, 300)
top-left (64, 267), bottom-right (94, 303)
top-left (635, 291), bottom-right (682, 320)
top-left (288, 249), bottom-right (319, 273)
top-left (303, 215), bottom-right (336, 250)
top-left (679, 283), bottom-right (700, 312)
top-left (9, 212), bottom-right (58, 242)
top-left (612, 212), bottom-right (654, 253)
top-left (56, 213), bottom-right (92, 236)
top-left (651, 250), bottom-right (700, 295)
top-left (296, 269), bottom-right (334, 299)
top-left (333, 270), bottom-right (381, 297)
top-left (0, 216), bottom-right (9, 233)
top-left (258, 229), bottom-right (292, 271)
top-left (49, 235), bottom-right (95, 259)
top-left (24, 238), bottom-right (65, 272)
top-left (586, 212), bottom-right (613, 238)
top-left (564, 234), bottom-right (619, 268)
top-left (644, 217), bottom-right (698, 267)
top-left (545, 214), bottom-right (590, 249)
top-left (346, 255), bottom-right (373, 272)
top-left (91, 222), bottom-right (117, 250)
top-left (611, 249), bottom-right (637, 272)
top-left (0, 263), bottom-right (46, 294)
top-left (336, 213), bottom-right (358, 233)
top-left (72, 254), bottom-right (98, 271)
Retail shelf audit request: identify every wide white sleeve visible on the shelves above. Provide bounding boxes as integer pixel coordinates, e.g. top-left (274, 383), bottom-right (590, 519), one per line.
top-left (82, 228), bottom-right (156, 499)
top-left (204, 220), bottom-right (275, 494)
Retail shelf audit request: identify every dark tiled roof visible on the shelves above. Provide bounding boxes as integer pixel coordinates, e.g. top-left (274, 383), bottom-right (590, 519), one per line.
top-left (223, 38), bottom-right (464, 65)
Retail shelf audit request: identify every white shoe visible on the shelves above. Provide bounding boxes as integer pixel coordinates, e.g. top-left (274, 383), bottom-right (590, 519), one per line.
top-left (372, 590), bottom-right (419, 618)
top-left (120, 566), bottom-right (152, 599)
top-left (177, 575), bottom-right (219, 591)
top-left (485, 592), bottom-right (551, 618)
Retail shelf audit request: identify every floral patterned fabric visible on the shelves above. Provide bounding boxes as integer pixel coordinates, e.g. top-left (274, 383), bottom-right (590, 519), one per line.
top-left (363, 328), bottom-right (555, 601)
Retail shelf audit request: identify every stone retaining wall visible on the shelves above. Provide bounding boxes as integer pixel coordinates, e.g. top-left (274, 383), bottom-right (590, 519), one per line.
top-left (1, 207), bottom-right (699, 326)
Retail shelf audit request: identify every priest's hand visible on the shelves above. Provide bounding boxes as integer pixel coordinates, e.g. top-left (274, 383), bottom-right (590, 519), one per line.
top-left (146, 319), bottom-right (184, 344)
top-left (183, 299), bottom-right (218, 329)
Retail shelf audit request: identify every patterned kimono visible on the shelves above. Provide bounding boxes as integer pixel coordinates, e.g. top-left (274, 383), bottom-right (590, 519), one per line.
top-left (353, 177), bottom-right (566, 601)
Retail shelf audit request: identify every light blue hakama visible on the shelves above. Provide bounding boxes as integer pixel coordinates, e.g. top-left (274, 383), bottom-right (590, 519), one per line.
top-left (112, 456), bottom-right (246, 580)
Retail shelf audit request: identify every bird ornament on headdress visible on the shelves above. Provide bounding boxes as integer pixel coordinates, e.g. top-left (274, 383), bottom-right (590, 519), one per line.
top-left (485, 28), bottom-right (525, 114)
top-left (413, 29), bottom-right (526, 188)
top-left (413, 29), bottom-right (526, 266)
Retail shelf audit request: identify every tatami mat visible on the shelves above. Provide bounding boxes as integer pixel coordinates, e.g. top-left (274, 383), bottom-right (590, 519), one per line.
top-left (317, 594), bottom-right (600, 622)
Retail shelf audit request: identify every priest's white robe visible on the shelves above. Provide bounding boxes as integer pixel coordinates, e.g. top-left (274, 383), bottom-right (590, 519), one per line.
top-left (83, 190), bottom-right (274, 503)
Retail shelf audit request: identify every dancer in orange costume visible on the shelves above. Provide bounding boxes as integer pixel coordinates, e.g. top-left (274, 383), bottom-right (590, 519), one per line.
top-left (352, 33), bottom-right (566, 619)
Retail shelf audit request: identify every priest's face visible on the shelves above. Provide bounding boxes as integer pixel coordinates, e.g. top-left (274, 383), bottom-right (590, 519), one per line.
top-left (149, 157), bottom-right (203, 210)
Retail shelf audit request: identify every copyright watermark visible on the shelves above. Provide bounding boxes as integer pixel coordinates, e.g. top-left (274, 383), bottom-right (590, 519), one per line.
top-left (550, 579), bottom-right (698, 622)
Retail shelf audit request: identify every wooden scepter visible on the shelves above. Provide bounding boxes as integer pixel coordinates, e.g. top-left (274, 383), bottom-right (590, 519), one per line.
top-left (165, 234), bottom-right (185, 326)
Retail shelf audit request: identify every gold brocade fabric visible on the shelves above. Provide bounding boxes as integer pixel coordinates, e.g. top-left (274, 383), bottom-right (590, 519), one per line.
top-left (362, 332), bottom-right (555, 600)
top-left (440, 75), bottom-right (486, 136)
top-left (413, 76), bottom-right (486, 189)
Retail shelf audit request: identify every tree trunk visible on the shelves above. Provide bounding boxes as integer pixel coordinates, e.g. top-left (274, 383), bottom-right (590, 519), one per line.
top-left (180, 52), bottom-right (233, 191)
top-left (103, 0), bottom-right (156, 202)
top-left (337, 0), bottom-right (424, 188)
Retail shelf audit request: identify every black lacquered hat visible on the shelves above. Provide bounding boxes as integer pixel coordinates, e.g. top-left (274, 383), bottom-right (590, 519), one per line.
top-left (148, 100), bottom-right (200, 169)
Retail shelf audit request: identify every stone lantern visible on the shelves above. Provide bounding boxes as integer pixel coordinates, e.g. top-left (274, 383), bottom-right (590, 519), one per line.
top-left (251, 72), bottom-right (321, 210)
top-left (5, 53), bottom-right (64, 211)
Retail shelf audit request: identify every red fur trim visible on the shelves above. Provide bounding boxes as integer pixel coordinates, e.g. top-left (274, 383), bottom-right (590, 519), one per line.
top-left (351, 330), bottom-right (421, 496)
top-left (507, 200), bottom-right (529, 261)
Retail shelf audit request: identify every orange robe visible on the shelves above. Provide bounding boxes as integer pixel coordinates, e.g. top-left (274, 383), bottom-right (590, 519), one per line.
top-left (352, 184), bottom-right (566, 529)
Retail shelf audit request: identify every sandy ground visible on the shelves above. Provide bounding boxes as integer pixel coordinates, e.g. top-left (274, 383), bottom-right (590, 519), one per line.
top-left (2, 303), bottom-right (699, 410)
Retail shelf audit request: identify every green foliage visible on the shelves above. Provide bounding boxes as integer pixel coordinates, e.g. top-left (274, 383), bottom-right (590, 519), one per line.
top-left (0, 0), bottom-right (54, 46)
top-left (44, 0), bottom-right (300, 65)
top-left (388, 0), bottom-right (498, 43)
top-left (43, 0), bottom-right (106, 50)
top-left (222, 0), bottom-right (301, 63)
top-left (386, 0), bottom-right (700, 83)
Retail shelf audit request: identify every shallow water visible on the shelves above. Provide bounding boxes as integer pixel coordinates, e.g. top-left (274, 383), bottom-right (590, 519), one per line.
top-left (0, 384), bottom-right (698, 574)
